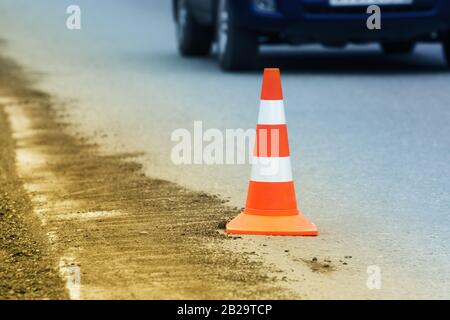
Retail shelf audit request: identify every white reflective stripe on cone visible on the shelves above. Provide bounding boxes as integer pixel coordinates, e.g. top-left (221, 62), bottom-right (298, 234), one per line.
top-left (258, 100), bottom-right (286, 125)
top-left (251, 156), bottom-right (293, 182)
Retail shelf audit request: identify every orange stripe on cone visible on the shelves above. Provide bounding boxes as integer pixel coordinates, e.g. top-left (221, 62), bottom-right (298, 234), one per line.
top-left (255, 125), bottom-right (290, 157)
top-left (226, 68), bottom-right (318, 236)
top-left (244, 181), bottom-right (298, 215)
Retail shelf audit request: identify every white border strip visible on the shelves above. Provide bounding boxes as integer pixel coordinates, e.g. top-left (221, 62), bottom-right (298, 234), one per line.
top-left (258, 100), bottom-right (286, 125)
top-left (251, 156), bottom-right (293, 182)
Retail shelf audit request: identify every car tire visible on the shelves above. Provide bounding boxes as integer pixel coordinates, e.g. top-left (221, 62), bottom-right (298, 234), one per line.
top-left (382, 42), bottom-right (416, 54)
top-left (176, 0), bottom-right (213, 56)
top-left (216, 0), bottom-right (258, 70)
top-left (443, 32), bottom-right (450, 68)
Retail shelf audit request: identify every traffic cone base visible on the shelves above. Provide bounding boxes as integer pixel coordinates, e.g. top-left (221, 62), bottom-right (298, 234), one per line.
top-left (226, 212), bottom-right (318, 236)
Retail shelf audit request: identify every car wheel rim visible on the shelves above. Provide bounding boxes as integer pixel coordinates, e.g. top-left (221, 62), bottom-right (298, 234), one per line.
top-left (177, 0), bottom-right (188, 44)
top-left (218, 1), bottom-right (229, 59)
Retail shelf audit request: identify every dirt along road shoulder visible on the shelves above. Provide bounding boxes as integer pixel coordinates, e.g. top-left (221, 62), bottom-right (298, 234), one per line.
top-left (0, 96), bottom-right (68, 300)
top-left (0, 52), bottom-right (295, 299)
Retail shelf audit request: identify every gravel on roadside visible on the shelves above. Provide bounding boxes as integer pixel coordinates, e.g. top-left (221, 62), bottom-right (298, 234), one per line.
top-left (0, 54), bottom-right (68, 300)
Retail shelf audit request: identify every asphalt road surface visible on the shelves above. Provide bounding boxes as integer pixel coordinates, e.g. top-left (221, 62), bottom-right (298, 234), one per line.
top-left (0, 0), bottom-right (449, 298)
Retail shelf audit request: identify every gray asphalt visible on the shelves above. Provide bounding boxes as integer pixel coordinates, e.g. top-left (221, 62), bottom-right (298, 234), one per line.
top-left (0, 0), bottom-right (449, 298)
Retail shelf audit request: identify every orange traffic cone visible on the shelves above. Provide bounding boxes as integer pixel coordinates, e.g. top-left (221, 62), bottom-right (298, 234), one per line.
top-left (226, 68), bottom-right (318, 236)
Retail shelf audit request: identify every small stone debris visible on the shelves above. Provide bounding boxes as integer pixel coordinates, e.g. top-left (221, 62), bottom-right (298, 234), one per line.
top-left (217, 220), bottom-right (228, 230)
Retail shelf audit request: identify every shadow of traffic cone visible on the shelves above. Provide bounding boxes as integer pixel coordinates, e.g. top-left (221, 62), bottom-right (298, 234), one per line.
top-left (226, 68), bottom-right (318, 236)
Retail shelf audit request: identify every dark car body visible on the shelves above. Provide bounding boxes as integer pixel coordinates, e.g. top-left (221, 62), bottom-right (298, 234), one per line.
top-left (180, 0), bottom-right (450, 42)
top-left (173, 0), bottom-right (450, 69)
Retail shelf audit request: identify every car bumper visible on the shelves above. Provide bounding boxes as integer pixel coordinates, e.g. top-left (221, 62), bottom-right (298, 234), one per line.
top-left (231, 0), bottom-right (450, 42)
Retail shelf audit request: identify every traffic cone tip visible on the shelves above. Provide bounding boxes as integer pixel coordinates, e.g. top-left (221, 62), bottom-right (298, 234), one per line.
top-left (261, 68), bottom-right (283, 101)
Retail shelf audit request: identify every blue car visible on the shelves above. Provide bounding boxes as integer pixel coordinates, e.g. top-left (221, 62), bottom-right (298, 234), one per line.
top-left (173, 0), bottom-right (450, 70)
